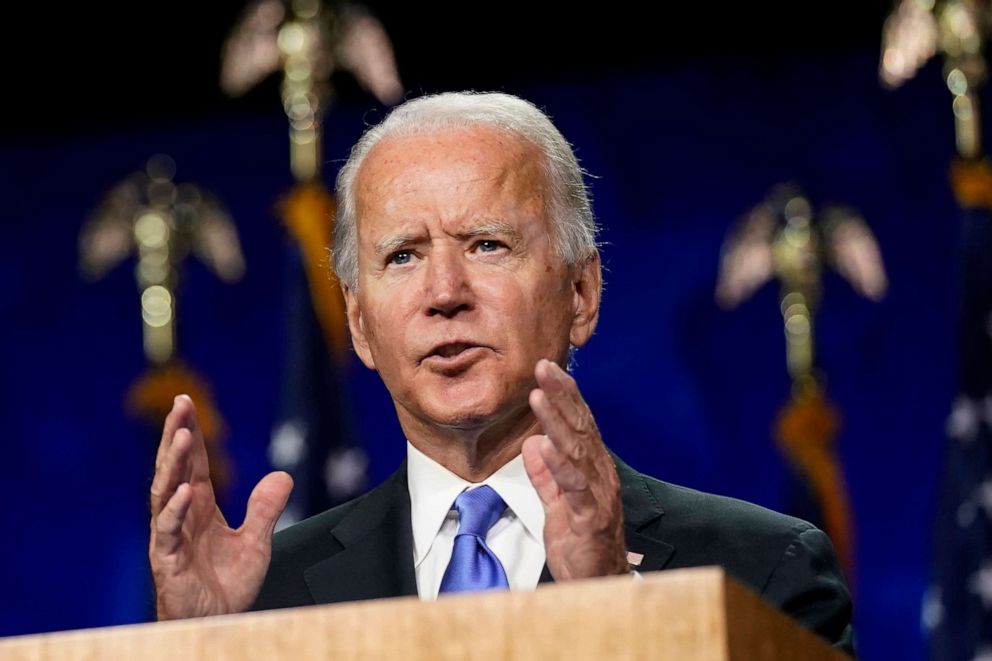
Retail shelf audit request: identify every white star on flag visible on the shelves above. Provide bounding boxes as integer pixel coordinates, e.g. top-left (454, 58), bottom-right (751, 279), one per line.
top-left (968, 562), bottom-right (992, 609)
top-left (269, 419), bottom-right (308, 468)
top-left (324, 447), bottom-right (369, 500)
top-left (947, 396), bottom-right (981, 442)
top-left (979, 480), bottom-right (992, 519)
top-left (972, 645), bottom-right (992, 661)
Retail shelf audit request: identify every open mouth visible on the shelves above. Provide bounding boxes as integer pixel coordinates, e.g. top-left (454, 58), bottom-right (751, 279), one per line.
top-left (432, 342), bottom-right (474, 358)
top-left (422, 342), bottom-right (489, 372)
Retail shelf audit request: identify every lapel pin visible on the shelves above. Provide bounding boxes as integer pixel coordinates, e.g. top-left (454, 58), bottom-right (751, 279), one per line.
top-left (626, 551), bottom-right (644, 567)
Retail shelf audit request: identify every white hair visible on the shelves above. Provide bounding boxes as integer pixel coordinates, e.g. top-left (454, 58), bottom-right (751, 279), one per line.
top-left (331, 91), bottom-right (598, 289)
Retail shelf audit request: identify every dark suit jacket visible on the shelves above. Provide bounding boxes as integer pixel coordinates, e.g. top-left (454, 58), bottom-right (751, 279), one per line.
top-left (254, 455), bottom-right (855, 655)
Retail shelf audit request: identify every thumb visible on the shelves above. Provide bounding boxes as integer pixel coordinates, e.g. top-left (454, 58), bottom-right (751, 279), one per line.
top-left (242, 471), bottom-right (294, 543)
top-left (522, 435), bottom-right (558, 508)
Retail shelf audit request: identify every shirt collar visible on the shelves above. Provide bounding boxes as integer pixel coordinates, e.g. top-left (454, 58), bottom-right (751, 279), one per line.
top-left (406, 441), bottom-right (546, 567)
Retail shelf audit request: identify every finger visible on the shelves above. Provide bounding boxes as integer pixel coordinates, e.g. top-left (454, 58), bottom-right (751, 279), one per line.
top-left (535, 360), bottom-right (594, 437)
top-left (534, 360), bottom-right (614, 479)
top-left (150, 428), bottom-right (194, 517)
top-left (529, 386), bottom-right (587, 463)
top-left (522, 435), bottom-right (558, 508)
top-left (155, 395), bottom-right (193, 470)
top-left (154, 395), bottom-right (211, 485)
top-left (178, 399), bottom-right (213, 483)
top-left (535, 433), bottom-right (598, 515)
top-left (241, 472), bottom-right (294, 544)
top-left (153, 482), bottom-right (194, 558)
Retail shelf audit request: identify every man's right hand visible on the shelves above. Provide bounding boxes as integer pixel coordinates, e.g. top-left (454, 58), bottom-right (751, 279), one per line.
top-left (149, 395), bottom-right (293, 620)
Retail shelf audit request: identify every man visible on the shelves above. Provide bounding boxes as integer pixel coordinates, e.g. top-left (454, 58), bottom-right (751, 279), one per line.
top-left (149, 92), bottom-right (854, 653)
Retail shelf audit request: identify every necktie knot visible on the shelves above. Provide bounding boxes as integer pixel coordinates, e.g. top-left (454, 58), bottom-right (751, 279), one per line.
top-left (439, 485), bottom-right (510, 593)
top-left (452, 485), bottom-right (507, 538)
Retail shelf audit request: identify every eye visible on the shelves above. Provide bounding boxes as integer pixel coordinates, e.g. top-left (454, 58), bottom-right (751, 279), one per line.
top-left (474, 239), bottom-right (506, 253)
top-left (388, 250), bottom-right (414, 266)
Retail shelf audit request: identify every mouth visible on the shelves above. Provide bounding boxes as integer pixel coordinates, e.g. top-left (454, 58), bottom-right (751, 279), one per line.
top-left (421, 342), bottom-right (491, 373)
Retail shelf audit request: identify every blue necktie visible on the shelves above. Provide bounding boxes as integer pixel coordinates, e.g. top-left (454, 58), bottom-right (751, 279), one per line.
top-left (439, 485), bottom-right (510, 593)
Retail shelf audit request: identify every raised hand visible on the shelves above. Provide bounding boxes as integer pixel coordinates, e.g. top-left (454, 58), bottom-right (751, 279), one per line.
top-left (149, 395), bottom-right (293, 619)
top-left (522, 359), bottom-right (629, 581)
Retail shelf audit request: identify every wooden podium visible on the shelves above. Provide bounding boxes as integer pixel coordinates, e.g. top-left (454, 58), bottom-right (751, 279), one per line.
top-left (0, 567), bottom-right (851, 660)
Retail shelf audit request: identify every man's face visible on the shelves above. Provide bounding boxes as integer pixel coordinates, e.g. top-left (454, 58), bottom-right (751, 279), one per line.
top-left (344, 125), bottom-right (600, 433)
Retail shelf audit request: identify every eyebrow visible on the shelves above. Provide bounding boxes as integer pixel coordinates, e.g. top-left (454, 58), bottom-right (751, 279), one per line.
top-left (458, 221), bottom-right (521, 242)
top-left (373, 221), bottom-right (522, 256)
top-left (374, 233), bottom-right (421, 256)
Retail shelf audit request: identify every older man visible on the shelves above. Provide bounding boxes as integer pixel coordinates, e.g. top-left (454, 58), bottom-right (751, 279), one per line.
top-left (149, 92), bottom-right (854, 652)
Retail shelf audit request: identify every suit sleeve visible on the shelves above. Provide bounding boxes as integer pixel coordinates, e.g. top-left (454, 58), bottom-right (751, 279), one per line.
top-left (760, 525), bottom-right (856, 657)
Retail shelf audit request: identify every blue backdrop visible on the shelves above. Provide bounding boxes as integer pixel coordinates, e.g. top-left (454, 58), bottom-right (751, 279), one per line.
top-left (0, 52), bottom-right (959, 660)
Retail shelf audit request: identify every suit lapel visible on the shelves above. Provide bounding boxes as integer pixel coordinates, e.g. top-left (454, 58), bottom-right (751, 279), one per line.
top-left (615, 456), bottom-right (675, 572)
top-left (304, 463), bottom-right (418, 604)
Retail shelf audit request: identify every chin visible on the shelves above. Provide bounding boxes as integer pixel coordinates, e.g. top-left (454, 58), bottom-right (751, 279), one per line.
top-left (415, 378), bottom-right (513, 430)
top-left (421, 396), bottom-right (501, 430)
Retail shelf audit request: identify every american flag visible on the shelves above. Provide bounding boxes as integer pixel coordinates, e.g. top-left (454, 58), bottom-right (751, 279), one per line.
top-left (926, 207), bottom-right (992, 661)
top-left (268, 243), bottom-right (368, 530)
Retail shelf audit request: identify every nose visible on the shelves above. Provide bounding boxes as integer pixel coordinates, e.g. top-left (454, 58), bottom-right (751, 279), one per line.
top-left (425, 247), bottom-right (473, 318)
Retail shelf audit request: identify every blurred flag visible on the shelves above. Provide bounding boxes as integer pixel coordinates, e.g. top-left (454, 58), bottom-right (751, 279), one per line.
top-left (220, 1), bottom-right (402, 525)
top-left (268, 213), bottom-right (367, 528)
top-left (879, 3), bottom-right (992, 656)
top-left (268, 185), bottom-right (367, 528)
top-left (926, 161), bottom-right (992, 661)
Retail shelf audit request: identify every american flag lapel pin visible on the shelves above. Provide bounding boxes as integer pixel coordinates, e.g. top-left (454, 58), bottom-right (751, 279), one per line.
top-left (626, 551), bottom-right (644, 568)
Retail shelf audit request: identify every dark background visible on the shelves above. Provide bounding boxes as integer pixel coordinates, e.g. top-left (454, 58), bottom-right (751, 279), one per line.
top-left (2, 1), bottom-right (891, 139)
top-left (0, 3), bottom-right (953, 660)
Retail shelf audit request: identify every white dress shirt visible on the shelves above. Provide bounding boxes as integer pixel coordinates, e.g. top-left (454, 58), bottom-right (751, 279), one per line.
top-left (407, 441), bottom-right (547, 600)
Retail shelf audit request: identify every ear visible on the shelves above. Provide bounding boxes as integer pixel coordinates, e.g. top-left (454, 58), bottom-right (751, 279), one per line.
top-left (568, 250), bottom-right (602, 348)
top-left (343, 285), bottom-right (376, 370)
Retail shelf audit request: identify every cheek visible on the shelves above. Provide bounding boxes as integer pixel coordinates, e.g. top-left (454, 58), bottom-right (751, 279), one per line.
top-left (530, 273), bottom-right (573, 319)
top-left (479, 278), bottom-right (572, 348)
top-left (363, 296), bottom-right (415, 364)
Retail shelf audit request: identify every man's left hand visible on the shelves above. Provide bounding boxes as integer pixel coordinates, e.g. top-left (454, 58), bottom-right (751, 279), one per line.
top-left (522, 359), bottom-right (630, 581)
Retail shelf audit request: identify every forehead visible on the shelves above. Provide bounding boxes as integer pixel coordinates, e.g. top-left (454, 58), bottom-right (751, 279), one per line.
top-left (353, 125), bottom-right (549, 235)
